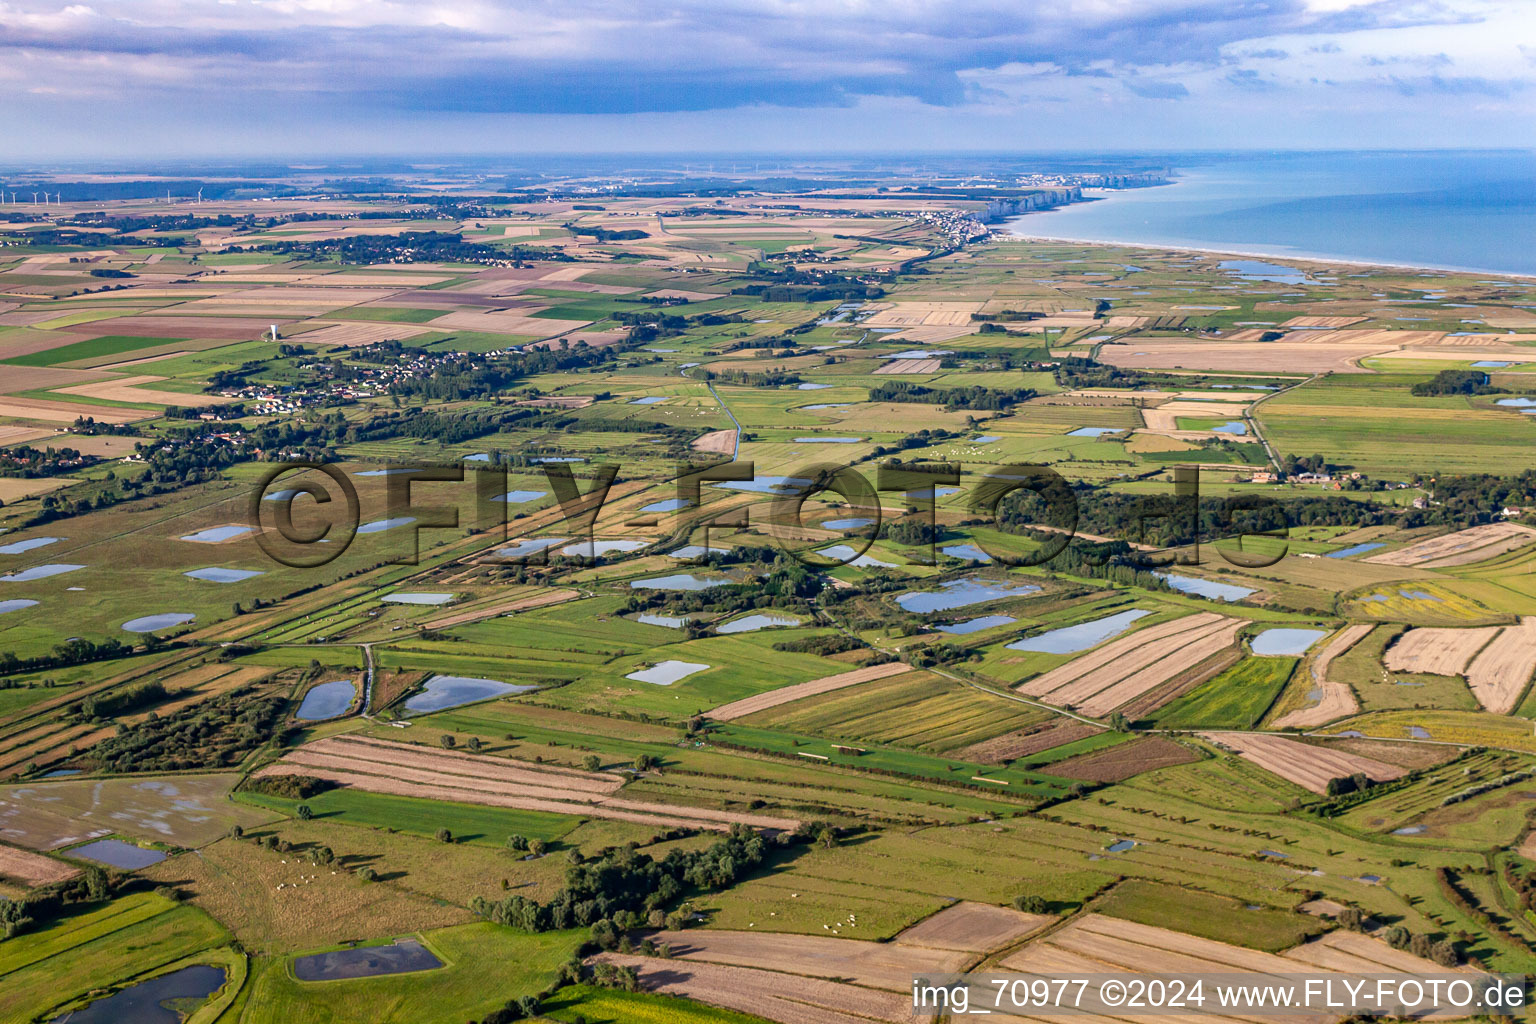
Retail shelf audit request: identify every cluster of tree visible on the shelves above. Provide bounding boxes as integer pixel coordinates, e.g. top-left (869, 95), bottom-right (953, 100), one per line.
top-left (868, 430), bottom-right (964, 459)
top-left (70, 416), bottom-right (140, 437)
top-left (70, 681), bottom-right (166, 723)
top-left (1053, 356), bottom-right (1175, 391)
top-left (0, 866), bottom-right (113, 941)
top-left (472, 823), bottom-right (808, 934)
top-left (83, 687), bottom-right (288, 774)
top-left (0, 637), bottom-right (133, 679)
top-left (7, 228), bottom-right (182, 248)
top-left (700, 368), bottom-right (804, 388)
top-left (772, 634), bottom-right (866, 656)
top-left (867, 380), bottom-right (1036, 411)
top-left (0, 444), bottom-right (96, 478)
top-left (568, 225), bottom-right (648, 242)
top-left (243, 774), bottom-right (335, 800)
top-left (353, 407), bottom-right (534, 445)
top-left (1411, 369), bottom-right (1505, 397)
top-left (245, 231), bottom-right (540, 266)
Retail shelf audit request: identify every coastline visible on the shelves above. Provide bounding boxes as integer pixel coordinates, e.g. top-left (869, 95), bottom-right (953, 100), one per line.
top-left (1000, 221), bottom-right (1536, 282)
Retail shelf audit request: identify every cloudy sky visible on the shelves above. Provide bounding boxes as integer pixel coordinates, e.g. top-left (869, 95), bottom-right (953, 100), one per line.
top-left (1, 0), bottom-right (1533, 160)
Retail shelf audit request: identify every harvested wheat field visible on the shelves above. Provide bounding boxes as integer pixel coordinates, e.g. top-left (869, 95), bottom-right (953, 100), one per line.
top-left (1283, 315), bottom-right (1367, 328)
top-left (954, 720), bottom-right (1104, 764)
top-left (893, 901), bottom-right (1050, 952)
top-left (1201, 732), bottom-right (1407, 794)
top-left (691, 428), bottom-right (738, 455)
top-left (288, 321), bottom-right (434, 347)
top-left (1383, 625), bottom-right (1500, 677)
top-left (589, 952), bottom-right (917, 1024)
top-left (428, 310), bottom-right (590, 336)
top-left (1047, 736), bottom-right (1199, 783)
top-left (0, 842), bottom-right (78, 886)
top-left (644, 928), bottom-right (970, 990)
top-left (1271, 624), bottom-right (1373, 729)
top-left (52, 374), bottom-right (235, 407)
top-left (872, 358), bottom-right (941, 374)
top-left (710, 663), bottom-right (913, 721)
top-left (59, 315), bottom-right (285, 340)
top-left (1017, 613), bottom-right (1243, 717)
top-left (863, 301), bottom-right (981, 327)
top-left (1000, 914), bottom-right (1467, 1008)
top-left (1365, 522), bottom-right (1536, 567)
top-left (0, 477), bottom-right (75, 502)
top-left (1099, 341), bottom-right (1392, 374)
top-left (258, 735), bottom-right (797, 831)
top-left (1463, 617), bottom-right (1536, 714)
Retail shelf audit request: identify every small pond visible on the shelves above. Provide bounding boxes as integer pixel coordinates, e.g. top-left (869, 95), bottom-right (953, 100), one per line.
top-left (292, 938), bottom-right (444, 982)
top-left (296, 680), bottom-right (357, 721)
top-left (179, 526), bottom-right (253, 543)
top-left (630, 396), bottom-right (667, 404)
top-left (636, 613), bottom-right (691, 629)
top-left (2, 563), bottom-right (84, 582)
top-left (356, 517), bottom-right (417, 535)
top-left (1219, 259), bottom-right (1310, 285)
top-left (626, 660), bottom-right (710, 686)
top-left (629, 573), bottom-right (733, 591)
top-left (184, 567), bottom-right (264, 583)
top-left (380, 593), bottom-right (454, 605)
top-left (940, 543), bottom-right (991, 563)
top-left (1066, 426), bottom-right (1122, 437)
top-left (495, 490), bottom-right (548, 503)
top-left (0, 536), bottom-right (60, 555)
top-left (795, 382), bottom-right (832, 390)
top-left (896, 577), bottom-right (1041, 615)
top-left (1211, 421), bottom-right (1249, 435)
top-left (1106, 839), bottom-right (1137, 853)
top-left (1007, 609), bottom-right (1152, 654)
top-left (717, 614), bottom-right (801, 634)
top-left (1154, 572), bottom-right (1256, 602)
top-left (816, 544), bottom-right (893, 568)
top-left (560, 539), bottom-right (647, 557)
top-left (667, 544), bottom-right (729, 559)
top-left (51, 963), bottom-right (226, 1024)
top-left (404, 676), bottom-right (534, 714)
top-left (122, 613), bottom-right (195, 633)
top-left (1327, 542), bottom-right (1385, 559)
top-left (639, 498), bottom-right (692, 513)
top-left (0, 599), bottom-right (39, 614)
top-left (70, 838), bottom-right (167, 869)
top-left (493, 537), bottom-right (566, 559)
top-left (821, 518), bottom-right (873, 530)
top-left (1250, 628), bottom-right (1326, 656)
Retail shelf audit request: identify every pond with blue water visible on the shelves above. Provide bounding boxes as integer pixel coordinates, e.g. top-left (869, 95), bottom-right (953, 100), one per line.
top-left (1007, 609), bottom-right (1152, 654)
top-left (296, 680), bottom-right (357, 721)
top-left (404, 676), bottom-right (534, 714)
top-left (626, 660), bottom-right (710, 685)
top-left (896, 577), bottom-right (1042, 614)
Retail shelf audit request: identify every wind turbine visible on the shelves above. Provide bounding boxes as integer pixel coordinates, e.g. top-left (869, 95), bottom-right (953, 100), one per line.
top-left (196, 188), bottom-right (202, 204)
top-left (31, 193), bottom-right (38, 205)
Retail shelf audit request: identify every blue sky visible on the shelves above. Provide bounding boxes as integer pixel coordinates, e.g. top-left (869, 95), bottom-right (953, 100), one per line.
top-left (1, 0), bottom-right (1532, 159)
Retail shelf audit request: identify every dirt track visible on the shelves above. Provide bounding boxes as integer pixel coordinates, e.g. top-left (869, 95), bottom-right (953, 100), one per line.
top-left (1271, 624), bottom-right (1373, 729)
